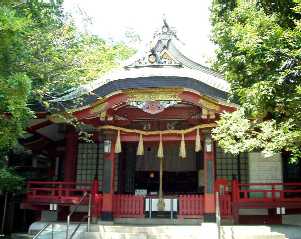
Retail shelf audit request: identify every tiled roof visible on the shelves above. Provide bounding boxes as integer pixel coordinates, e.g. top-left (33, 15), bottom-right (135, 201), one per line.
top-left (51, 20), bottom-right (230, 106)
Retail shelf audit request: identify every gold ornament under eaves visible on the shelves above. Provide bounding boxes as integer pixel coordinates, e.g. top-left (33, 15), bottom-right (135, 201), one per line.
top-left (91, 102), bottom-right (107, 114)
top-left (124, 88), bottom-right (183, 102)
top-left (199, 96), bottom-right (220, 111)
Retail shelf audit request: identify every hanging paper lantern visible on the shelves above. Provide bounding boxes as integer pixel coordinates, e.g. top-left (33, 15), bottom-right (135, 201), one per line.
top-left (136, 134), bottom-right (144, 156)
top-left (115, 130), bottom-right (122, 154)
top-left (179, 133), bottom-right (186, 159)
top-left (195, 128), bottom-right (202, 152)
top-left (157, 134), bottom-right (164, 158)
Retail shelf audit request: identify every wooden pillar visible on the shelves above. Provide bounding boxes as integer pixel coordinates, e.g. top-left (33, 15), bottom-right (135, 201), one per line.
top-left (203, 133), bottom-right (216, 222)
top-left (64, 127), bottom-right (78, 182)
top-left (101, 139), bottom-right (115, 221)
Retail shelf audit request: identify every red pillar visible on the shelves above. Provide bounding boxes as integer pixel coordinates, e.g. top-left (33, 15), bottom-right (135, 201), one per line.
top-left (91, 178), bottom-right (99, 220)
top-left (101, 140), bottom-right (115, 221)
top-left (64, 127), bottom-right (78, 182)
top-left (204, 134), bottom-right (216, 222)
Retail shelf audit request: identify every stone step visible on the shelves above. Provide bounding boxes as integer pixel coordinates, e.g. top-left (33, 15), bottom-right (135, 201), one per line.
top-left (102, 225), bottom-right (202, 233)
top-left (26, 222), bottom-right (289, 239)
top-left (220, 226), bottom-right (287, 239)
top-left (80, 232), bottom-right (101, 239)
top-left (221, 225), bottom-right (272, 234)
top-left (112, 218), bottom-right (202, 225)
top-left (220, 233), bottom-right (286, 239)
top-left (104, 232), bottom-right (202, 239)
top-left (98, 232), bottom-right (286, 239)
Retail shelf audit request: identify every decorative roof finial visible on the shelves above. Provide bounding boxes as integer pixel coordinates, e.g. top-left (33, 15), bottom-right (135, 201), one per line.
top-left (124, 19), bottom-right (181, 67)
top-left (162, 14), bottom-right (169, 32)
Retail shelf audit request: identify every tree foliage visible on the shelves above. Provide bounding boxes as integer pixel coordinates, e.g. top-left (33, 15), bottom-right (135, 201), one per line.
top-left (0, 0), bottom-right (134, 190)
top-left (0, 1), bottom-right (33, 152)
top-left (211, 0), bottom-right (301, 161)
top-left (0, 166), bottom-right (24, 193)
top-left (0, 0), bottom-right (134, 152)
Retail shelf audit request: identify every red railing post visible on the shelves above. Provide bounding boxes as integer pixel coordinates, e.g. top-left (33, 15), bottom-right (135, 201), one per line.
top-left (112, 194), bottom-right (144, 218)
top-left (232, 179), bottom-right (239, 202)
top-left (91, 179), bottom-right (99, 219)
top-left (271, 184), bottom-right (275, 200)
top-left (178, 195), bottom-right (204, 218)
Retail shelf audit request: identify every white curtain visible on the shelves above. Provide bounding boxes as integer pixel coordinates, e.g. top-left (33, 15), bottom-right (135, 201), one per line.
top-left (135, 143), bottom-right (196, 172)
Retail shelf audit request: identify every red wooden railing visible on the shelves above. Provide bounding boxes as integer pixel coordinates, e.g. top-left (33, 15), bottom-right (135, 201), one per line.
top-left (232, 181), bottom-right (301, 203)
top-left (113, 194), bottom-right (144, 218)
top-left (219, 193), bottom-right (232, 217)
top-left (27, 181), bottom-right (92, 204)
top-left (92, 193), bottom-right (103, 217)
top-left (178, 195), bottom-right (204, 218)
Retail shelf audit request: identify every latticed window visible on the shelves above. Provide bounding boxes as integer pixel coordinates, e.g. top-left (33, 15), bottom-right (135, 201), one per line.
top-left (76, 143), bottom-right (104, 191)
top-left (215, 147), bottom-right (248, 184)
top-left (76, 142), bottom-right (119, 192)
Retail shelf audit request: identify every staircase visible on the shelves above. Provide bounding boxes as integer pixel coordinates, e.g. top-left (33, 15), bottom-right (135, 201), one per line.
top-left (220, 226), bottom-right (287, 239)
top-left (95, 225), bottom-right (287, 239)
top-left (98, 225), bottom-right (203, 239)
top-left (21, 223), bottom-right (290, 239)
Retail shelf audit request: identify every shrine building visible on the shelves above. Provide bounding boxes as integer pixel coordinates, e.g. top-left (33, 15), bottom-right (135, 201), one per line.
top-left (21, 21), bottom-right (301, 226)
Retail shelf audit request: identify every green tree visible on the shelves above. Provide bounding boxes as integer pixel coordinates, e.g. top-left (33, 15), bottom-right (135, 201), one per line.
top-left (0, 0), bottom-right (134, 152)
top-left (211, 0), bottom-right (301, 161)
top-left (0, 1), bottom-right (33, 152)
top-left (0, 0), bottom-right (134, 191)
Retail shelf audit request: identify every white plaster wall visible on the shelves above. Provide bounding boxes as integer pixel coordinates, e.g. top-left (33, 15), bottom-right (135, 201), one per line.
top-left (282, 214), bottom-right (301, 226)
top-left (248, 152), bottom-right (282, 198)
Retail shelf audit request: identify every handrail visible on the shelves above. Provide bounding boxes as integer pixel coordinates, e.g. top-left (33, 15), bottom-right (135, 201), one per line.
top-left (66, 192), bottom-right (91, 239)
top-left (69, 215), bottom-right (88, 239)
top-left (216, 192), bottom-right (221, 239)
top-left (33, 223), bottom-right (50, 239)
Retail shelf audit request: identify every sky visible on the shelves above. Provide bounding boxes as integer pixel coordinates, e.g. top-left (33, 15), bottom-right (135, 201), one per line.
top-left (63, 0), bottom-right (216, 65)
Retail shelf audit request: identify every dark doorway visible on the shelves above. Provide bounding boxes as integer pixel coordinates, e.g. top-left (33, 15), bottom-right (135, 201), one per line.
top-left (135, 171), bottom-right (198, 194)
top-left (119, 142), bottom-right (202, 195)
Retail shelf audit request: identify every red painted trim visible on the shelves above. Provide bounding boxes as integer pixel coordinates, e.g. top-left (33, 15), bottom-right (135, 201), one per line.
top-left (64, 128), bottom-right (78, 182)
top-left (93, 194), bottom-right (103, 217)
top-left (204, 194), bottom-right (215, 214)
top-left (178, 91), bottom-right (201, 105)
top-left (27, 120), bottom-right (52, 132)
top-left (101, 141), bottom-right (116, 213)
top-left (71, 90), bottom-right (236, 122)
top-left (26, 181), bottom-right (92, 205)
top-left (73, 93), bottom-right (129, 120)
top-left (101, 193), bottom-right (113, 213)
top-left (91, 179), bottom-right (100, 218)
top-left (233, 181), bottom-right (301, 203)
top-left (105, 93), bottom-right (129, 109)
top-left (178, 195), bottom-right (204, 218)
top-left (219, 193), bottom-right (232, 218)
top-left (113, 194), bottom-right (144, 218)
top-left (73, 108), bottom-right (95, 120)
top-left (231, 180), bottom-right (301, 223)
top-left (204, 142), bottom-right (216, 214)
top-left (26, 120), bottom-right (55, 143)
top-left (110, 142), bottom-right (115, 192)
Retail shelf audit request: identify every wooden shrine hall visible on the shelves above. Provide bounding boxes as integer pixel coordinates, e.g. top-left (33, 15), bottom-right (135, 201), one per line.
top-left (21, 21), bottom-right (301, 225)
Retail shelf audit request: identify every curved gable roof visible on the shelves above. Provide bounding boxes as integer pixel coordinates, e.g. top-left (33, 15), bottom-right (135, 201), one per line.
top-left (51, 20), bottom-right (230, 109)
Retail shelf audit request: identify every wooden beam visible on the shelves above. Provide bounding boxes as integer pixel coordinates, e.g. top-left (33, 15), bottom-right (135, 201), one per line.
top-left (27, 120), bottom-right (52, 132)
top-left (120, 133), bottom-right (203, 142)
